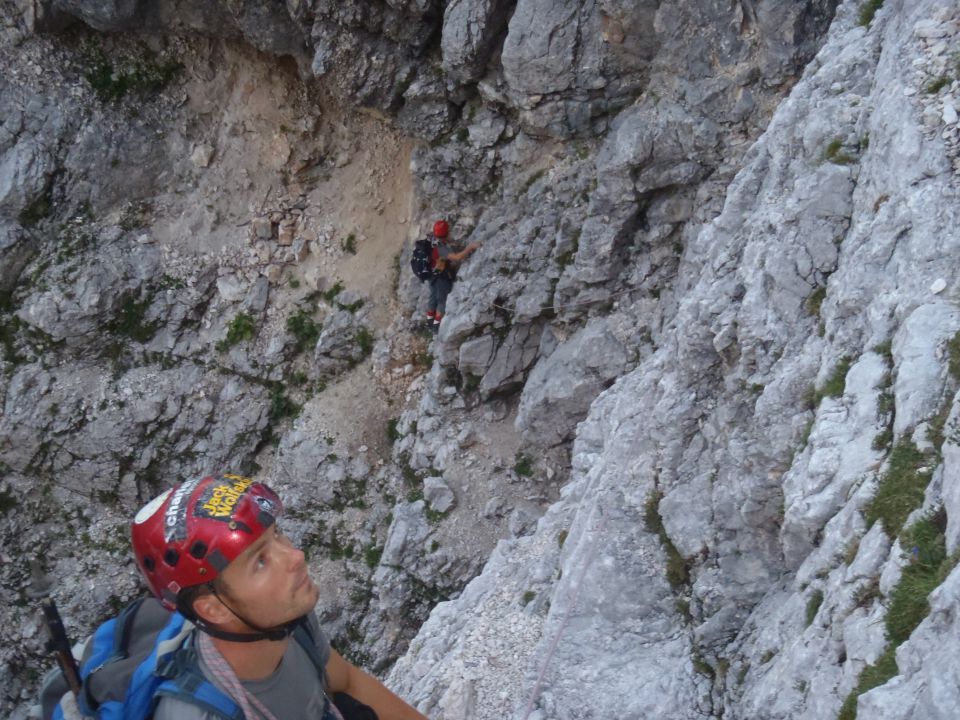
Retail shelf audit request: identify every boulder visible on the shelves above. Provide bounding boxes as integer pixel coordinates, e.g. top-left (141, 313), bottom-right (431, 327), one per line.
top-left (381, 501), bottom-right (431, 568)
top-left (423, 476), bottom-right (456, 513)
top-left (441, 0), bottom-right (514, 84)
top-left (515, 318), bottom-right (629, 446)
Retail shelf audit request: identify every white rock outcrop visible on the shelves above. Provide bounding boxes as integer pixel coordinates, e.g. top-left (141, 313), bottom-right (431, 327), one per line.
top-left (389, 1), bottom-right (960, 718)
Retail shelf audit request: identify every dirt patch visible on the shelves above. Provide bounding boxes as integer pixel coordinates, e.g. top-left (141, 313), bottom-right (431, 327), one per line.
top-left (306, 112), bottom-right (415, 329)
top-left (143, 40), bottom-right (421, 468)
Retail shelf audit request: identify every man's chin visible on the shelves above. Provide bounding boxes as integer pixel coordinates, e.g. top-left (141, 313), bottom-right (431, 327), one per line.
top-left (301, 577), bottom-right (320, 606)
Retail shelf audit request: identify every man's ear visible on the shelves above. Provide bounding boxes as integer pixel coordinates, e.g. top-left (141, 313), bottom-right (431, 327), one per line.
top-left (192, 590), bottom-right (233, 626)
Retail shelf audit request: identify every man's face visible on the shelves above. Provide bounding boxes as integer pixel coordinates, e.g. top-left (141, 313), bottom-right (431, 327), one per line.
top-left (214, 525), bottom-right (319, 630)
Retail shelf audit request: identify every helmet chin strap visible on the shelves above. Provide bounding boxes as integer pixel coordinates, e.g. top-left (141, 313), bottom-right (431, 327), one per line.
top-left (192, 587), bottom-right (302, 643)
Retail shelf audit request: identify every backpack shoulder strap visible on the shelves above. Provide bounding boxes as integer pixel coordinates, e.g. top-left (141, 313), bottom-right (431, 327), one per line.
top-left (153, 668), bottom-right (245, 720)
top-left (153, 639), bottom-right (244, 720)
top-left (153, 623), bottom-right (323, 720)
top-left (110, 597), bottom-right (147, 660)
top-left (292, 619), bottom-right (327, 680)
top-left (150, 619), bottom-right (326, 720)
top-left (76, 598), bottom-right (153, 714)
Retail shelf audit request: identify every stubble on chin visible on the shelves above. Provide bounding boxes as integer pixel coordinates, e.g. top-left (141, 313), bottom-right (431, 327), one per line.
top-left (300, 575), bottom-right (320, 609)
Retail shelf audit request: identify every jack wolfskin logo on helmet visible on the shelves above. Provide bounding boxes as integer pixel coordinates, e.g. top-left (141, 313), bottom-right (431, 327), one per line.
top-left (194, 474), bottom-right (254, 520)
top-left (164, 477), bottom-right (201, 542)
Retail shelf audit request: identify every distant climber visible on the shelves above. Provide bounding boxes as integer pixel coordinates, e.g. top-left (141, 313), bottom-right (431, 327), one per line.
top-left (412, 219), bottom-right (480, 331)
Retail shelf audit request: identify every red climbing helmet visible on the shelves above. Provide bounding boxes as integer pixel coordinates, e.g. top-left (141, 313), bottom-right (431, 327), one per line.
top-left (433, 219), bottom-right (449, 239)
top-left (131, 474), bottom-right (282, 610)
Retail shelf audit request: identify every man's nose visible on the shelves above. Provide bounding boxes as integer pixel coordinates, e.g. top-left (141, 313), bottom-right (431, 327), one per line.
top-left (283, 540), bottom-right (306, 568)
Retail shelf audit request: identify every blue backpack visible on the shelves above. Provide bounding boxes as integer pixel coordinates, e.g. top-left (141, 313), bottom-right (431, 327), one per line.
top-left (44, 598), bottom-right (328, 720)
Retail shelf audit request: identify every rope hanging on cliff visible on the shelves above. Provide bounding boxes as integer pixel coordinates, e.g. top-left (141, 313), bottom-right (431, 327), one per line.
top-left (520, 508), bottom-right (609, 720)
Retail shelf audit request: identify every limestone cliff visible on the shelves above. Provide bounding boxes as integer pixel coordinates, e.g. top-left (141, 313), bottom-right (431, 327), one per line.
top-left (2, 0), bottom-right (959, 718)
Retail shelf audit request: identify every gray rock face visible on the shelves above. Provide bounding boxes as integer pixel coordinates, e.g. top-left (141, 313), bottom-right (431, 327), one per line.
top-left (20, 0), bottom-right (960, 718)
top-left (39, 0), bottom-right (305, 57)
top-left (313, 309), bottom-right (372, 375)
top-left (35, 0), bottom-right (838, 140)
top-left (273, 429), bottom-right (344, 505)
top-left (515, 317), bottom-right (630, 447)
top-left (856, 567), bottom-right (960, 720)
top-left (476, 320), bottom-right (543, 398)
top-left (219, 0), bottom-right (308, 58)
top-left (890, 303), bottom-right (960, 436)
top-left (20, 240), bottom-right (165, 345)
top-left (500, 0), bottom-right (654, 136)
top-left (389, 1), bottom-right (960, 718)
top-left (423, 476), bottom-right (455, 513)
top-left (497, 0), bottom-right (838, 138)
top-left (562, 99), bottom-right (718, 287)
top-left (299, 0), bottom-right (444, 126)
top-left (41, 0), bottom-right (143, 31)
top-left (0, 80), bottom-right (69, 217)
top-left (779, 351), bottom-right (887, 570)
top-left (942, 395), bottom-right (960, 555)
top-left (0, 223), bottom-right (34, 292)
top-left (440, 0), bottom-right (513, 84)
top-left (381, 500), bottom-right (431, 568)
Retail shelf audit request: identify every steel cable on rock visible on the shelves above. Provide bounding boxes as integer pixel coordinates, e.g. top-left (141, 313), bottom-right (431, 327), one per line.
top-left (521, 508), bottom-right (608, 720)
top-left (490, 285), bottom-right (638, 317)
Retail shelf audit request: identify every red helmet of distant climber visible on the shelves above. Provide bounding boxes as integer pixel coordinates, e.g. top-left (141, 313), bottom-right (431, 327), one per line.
top-left (131, 474), bottom-right (282, 610)
top-left (433, 220), bottom-right (449, 238)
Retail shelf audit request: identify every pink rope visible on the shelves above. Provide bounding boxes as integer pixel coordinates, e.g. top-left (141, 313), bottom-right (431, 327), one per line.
top-left (197, 632), bottom-right (280, 720)
top-left (196, 632), bottom-right (345, 720)
top-left (521, 509), bottom-right (607, 720)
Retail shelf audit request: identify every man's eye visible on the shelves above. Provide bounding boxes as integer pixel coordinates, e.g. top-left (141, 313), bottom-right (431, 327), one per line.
top-left (256, 555), bottom-right (267, 569)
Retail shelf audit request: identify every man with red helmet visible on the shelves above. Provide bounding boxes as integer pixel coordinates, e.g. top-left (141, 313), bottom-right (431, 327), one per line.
top-left (132, 474), bottom-right (426, 720)
top-left (425, 219), bottom-right (479, 331)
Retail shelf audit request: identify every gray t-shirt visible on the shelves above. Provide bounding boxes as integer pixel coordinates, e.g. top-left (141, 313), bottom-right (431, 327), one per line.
top-left (152, 615), bottom-right (332, 720)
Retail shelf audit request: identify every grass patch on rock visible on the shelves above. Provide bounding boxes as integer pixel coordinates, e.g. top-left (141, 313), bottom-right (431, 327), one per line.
top-left (216, 312), bottom-right (257, 352)
top-left (924, 76), bottom-right (951, 95)
top-left (805, 589), bottom-right (824, 627)
top-left (513, 453), bottom-right (533, 477)
top-left (0, 486), bottom-right (17, 515)
top-left (108, 293), bottom-right (157, 343)
top-left (387, 417), bottom-right (401, 443)
top-left (363, 543), bottom-right (382, 568)
top-left (354, 326), bottom-right (374, 358)
top-left (947, 331), bottom-right (960, 382)
top-left (322, 281), bottom-right (344, 304)
top-left (887, 508), bottom-right (957, 645)
top-left (837, 645), bottom-right (897, 720)
top-left (644, 490), bottom-right (690, 590)
top-left (856, 0), bottom-right (884, 27)
top-left (839, 508), bottom-right (959, 719)
top-left (864, 439), bottom-right (929, 536)
top-left (19, 186), bottom-right (53, 228)
top-left (268, 384), bottom-right (300, 423)
top-left (82, 43), bottom-right (183, 103)
top-left (805, 286), bottom-right (827, 317)
top-left (814, 356), bottom-right (853, 405)
top-left (286, 310), bottom-right (319, 353)
top-left (822, 138), bottom-right (856, 165)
